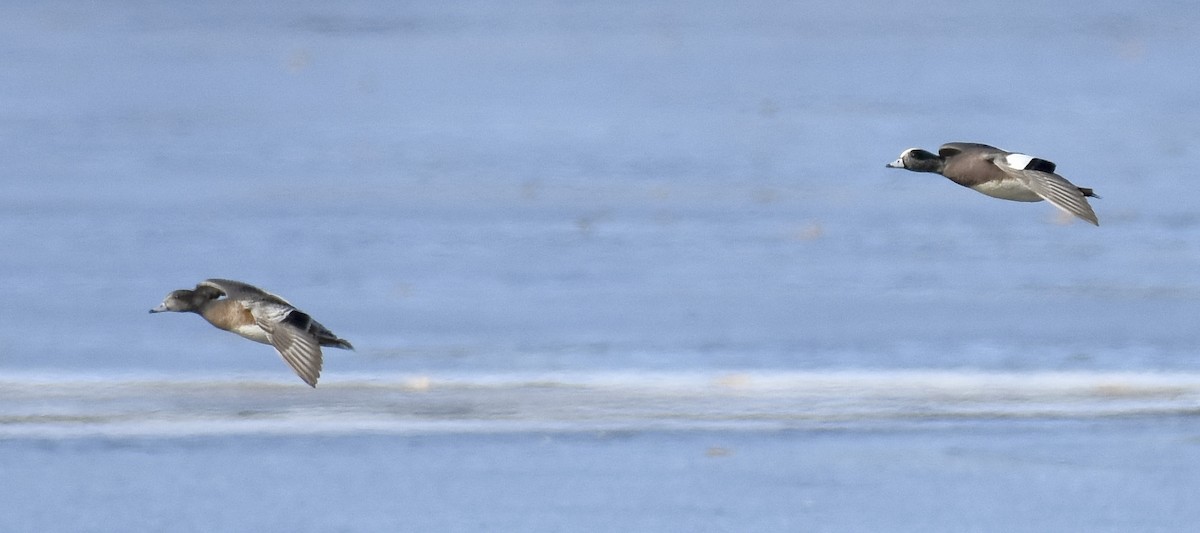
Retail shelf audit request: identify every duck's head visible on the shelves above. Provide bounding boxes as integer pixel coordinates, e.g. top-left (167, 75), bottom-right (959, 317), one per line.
top-left (150, 286), bottom-right (222, 314)
top-left (886, 148), bottom-right (943, 173)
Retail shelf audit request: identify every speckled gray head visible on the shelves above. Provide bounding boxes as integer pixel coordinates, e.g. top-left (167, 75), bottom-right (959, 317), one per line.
top-left (150, 290), bottom-right (190, 313)
top-left (149, 287), bottom-right (220, 314)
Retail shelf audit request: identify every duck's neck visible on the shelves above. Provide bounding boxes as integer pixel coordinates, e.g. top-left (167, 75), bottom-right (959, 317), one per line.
top-left (909, 158), bottom-right (945, 174)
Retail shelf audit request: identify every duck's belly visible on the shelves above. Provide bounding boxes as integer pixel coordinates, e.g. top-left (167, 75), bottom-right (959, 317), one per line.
top-left (969, 180), bottom-right (1042, 202)
top-left (230, 323), bottom-right (271, 345)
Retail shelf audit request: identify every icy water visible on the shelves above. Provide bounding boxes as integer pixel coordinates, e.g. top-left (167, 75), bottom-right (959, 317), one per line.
top-left (4, 0), bottom-right (1200, 530)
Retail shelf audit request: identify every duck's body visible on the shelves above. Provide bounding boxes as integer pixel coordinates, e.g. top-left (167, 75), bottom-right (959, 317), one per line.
top-left (887, 142), bottom-right (1099, 225)
top-left (151, 279), bottom-right (353, 387)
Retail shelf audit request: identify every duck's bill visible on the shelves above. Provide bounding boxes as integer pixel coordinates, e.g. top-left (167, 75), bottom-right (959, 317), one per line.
top-left (149, 303), bottom-right (168, 313)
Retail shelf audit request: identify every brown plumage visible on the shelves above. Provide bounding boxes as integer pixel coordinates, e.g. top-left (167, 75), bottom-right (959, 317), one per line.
top-left (150, 279), bottom-right (353, 387)
top-left (887, 142), bottom-right (1099, 225)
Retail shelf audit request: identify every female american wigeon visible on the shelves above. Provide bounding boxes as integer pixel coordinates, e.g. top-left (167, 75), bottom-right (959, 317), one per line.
top-left (886, 142), bottom-right (1099, 225)
top-left (150, 279), bottom-right (353, 387)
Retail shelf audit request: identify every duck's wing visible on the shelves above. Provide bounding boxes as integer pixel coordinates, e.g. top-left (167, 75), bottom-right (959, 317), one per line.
top-left (199, 279), bottom-right (327, 385)
top-left (251, 303), bottom-right (324, 387)
top-left (199, 279), bottom-right (294, 306)
top-left (995, 165), bottom-right (1099, 226)
top-left (939, 142), bottom-right (1002, 159)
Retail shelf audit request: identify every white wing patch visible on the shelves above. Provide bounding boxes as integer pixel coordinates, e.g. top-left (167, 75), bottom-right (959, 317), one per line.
top-left (1003, 153), bottom-right (1036, 170)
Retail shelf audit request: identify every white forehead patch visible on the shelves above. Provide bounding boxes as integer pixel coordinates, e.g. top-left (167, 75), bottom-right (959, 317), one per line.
top-left (901, 147), bottom-right (919, 157)
top-left (1003, 153), bottom-right (1035, 170)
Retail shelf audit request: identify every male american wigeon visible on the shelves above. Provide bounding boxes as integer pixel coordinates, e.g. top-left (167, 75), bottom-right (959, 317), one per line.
top-left (886, 142), bottom-right (1099, 225)
top-left (150, 279), bottom-right (353, 387)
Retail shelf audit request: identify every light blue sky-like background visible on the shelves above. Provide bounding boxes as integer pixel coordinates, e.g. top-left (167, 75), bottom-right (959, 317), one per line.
top-left (4, 1), bottom-right (1200, 531)
top-left (4, 0), bottom-right (1200, 377)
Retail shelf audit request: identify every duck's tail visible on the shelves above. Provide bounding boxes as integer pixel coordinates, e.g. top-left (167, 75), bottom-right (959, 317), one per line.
top-left (323, 337), bottom-right (354, 351)
top-left (299, 313), bottom-right (355, 350)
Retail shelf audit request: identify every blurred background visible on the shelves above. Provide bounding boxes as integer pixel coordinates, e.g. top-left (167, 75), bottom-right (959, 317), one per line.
top-left (3, 0), bottom-right (1200, 531)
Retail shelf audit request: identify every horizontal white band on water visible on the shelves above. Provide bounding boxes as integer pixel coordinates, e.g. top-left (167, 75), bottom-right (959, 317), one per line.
top-left (1, 371), bottom-right (1198, 438)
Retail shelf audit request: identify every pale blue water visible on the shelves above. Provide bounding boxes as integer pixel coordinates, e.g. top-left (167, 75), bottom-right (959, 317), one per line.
top-left (4, 0), bottom-right (1200, 530)
top-left (6, 419), bottom-right (1200, 532)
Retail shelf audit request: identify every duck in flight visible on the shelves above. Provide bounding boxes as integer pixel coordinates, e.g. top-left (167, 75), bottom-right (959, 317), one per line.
top-left (150, 279), bottom-right (353, 387)
top-left (886, 142), bottom-right (1099, 225)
